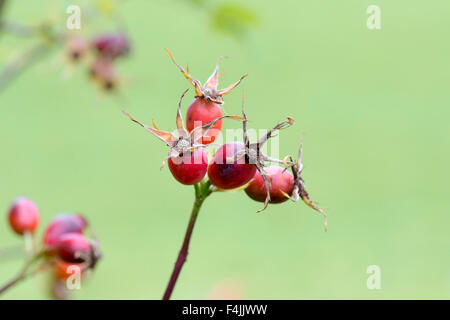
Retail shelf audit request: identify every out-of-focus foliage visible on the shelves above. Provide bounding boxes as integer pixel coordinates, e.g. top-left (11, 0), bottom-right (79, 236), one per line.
top-left (186, 0), bottom-right (207, 7)
top-left (210, 3), bottom-right (259, 39)
top-left (95, 0), bottom-right (118, 16)
top-left (184, 0), bottom-right (259, 39)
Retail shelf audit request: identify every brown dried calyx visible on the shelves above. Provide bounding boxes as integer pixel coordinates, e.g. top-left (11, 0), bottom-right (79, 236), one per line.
top-left (123, 89), bottom-right (245, 168)
top-left (165, 49), bottom-right (247, 104)
top-left (236, 96), bottom-right (295, 212)
top-left (281, 137), bottom-right (328, 232)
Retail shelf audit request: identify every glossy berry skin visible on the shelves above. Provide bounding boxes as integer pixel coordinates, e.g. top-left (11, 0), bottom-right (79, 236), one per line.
top-left (245, 166), bottom-right (294, 204)
top-left (208, 142), bottom-right (257, 190)
top-left (93, 33), bottom-right (130, 59)
top-left (168, 148), bottom-right (208, 185)
top-left (186, 98), bottom-right (223, 145)
top-left (57, 233), bottom-right (91, 263)
top-left (43, 214), bottom-right (87, 248)
top-left (8, 197), bottom-right (40, 235)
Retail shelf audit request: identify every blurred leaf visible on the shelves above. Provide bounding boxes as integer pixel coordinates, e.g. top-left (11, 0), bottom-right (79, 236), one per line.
top-left (96, 0), bottom-right (117, 16)
top-left (210, 3), bottom-right (259, 39)
top-left (185, 0), bottom-right (207, 8)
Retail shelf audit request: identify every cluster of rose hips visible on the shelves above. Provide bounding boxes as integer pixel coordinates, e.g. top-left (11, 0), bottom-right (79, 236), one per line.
top-left (64, 32), bottom-right (130, 91)
top-left (124, 51), bottom-right (327, 229)
top-left (5, 197), bottom-right (101, 296)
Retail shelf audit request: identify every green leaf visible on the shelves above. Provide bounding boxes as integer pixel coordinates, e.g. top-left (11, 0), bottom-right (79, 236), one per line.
top-left (210, 3), bottom-right (259, 38)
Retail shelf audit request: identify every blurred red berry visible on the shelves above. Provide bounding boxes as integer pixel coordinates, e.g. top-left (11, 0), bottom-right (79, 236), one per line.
top-left (8, 197), bottom-right (40, 235)
top-left (43, 214), bottom-right (87, 247)
top-left (93, 33), bottom-right (130, 59)
top-left (57, 233), bottom-right (92, 263)
top-left (65, 35), bottom-right (89, 62)
top-left (89, 56), bottom-right (118, 91)
top-left (245, 166), bottom-right (294, 204)
top-left (208, 142), bottom-right (257, 190)
top-left (166, 50), bottom-right (247, 145)
top-left (168, 148), bottom-right (208, 185)
top-left (54, 259), bottom-right (85, 280)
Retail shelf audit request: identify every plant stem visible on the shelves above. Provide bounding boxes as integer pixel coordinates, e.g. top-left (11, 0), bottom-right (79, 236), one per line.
top-left (0, 42), bottom-right (54, 93)
top-left (0, 250), bottom-right (45, 296)
top-left (162, 181), bottom-right (212, 300)
top-left (0, 262), bottom-right (29, 295)
top-left (0, 0), bottom-right (7, 19)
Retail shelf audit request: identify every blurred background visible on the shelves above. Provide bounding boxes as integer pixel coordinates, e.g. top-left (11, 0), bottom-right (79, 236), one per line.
top-left (1, 0), bottom-right (450, 299)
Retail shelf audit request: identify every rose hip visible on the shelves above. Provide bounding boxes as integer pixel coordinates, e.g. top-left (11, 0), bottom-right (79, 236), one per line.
top-left (123, 90), bottom-right (244, 185)
top-left (185, 98), bottom-right (223, 144)
top-left (43, 214), bottom-right (87, 247)
top-left (89, 56), bottom-right (118, 91)
top-left (54, 259), bottom-right (85, 280)
top-left (166, 50), bottom-right (247, 144)
top-left (57, 233), bottom-right (92, 263)
top-left (168, 148), bottom-right (208, 185)
top-left (8, 197), bottom-right (40, 235)
top-left (92, 33), bottom-right (130, 59)
top-left (207, 142), bottom-right (256, 190)
top-left (65, 35), bottom-right (89, 62)
top-left (245, 166), bottom-right (294, 204)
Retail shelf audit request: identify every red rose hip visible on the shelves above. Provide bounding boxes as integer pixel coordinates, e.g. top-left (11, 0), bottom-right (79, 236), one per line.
top-left (245, 166), bottom-right (294, 204)
top-left (57, 233), bottom-right (92, 263)
top-left (92, 33), bottom-right (130, 59)
top-left (186, 99), bottom-right (223, 144)
top-left (166, 50), bottom-right (247, 145)
top-left (168, 148), bottom-right (208, 185)
top-left (208, 142), bottom-right (257, 190)
top-left (65, 35), bottom-right (89, 62)
top-left (43, 214), bottom-right (87, 247)
top-left (124, 90), bottom-right (244, 185)
top-left (54, 260), bottom-right (85, 280)
top-left (8, 197), bottom-right (40, 235)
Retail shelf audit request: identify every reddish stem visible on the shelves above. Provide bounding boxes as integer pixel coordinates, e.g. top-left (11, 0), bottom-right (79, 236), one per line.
top-left (162, 182), bottom-right (211, 300)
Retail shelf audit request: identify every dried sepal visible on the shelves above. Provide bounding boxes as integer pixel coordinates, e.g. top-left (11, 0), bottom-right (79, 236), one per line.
top-left (189, 115), bottom-right (246, 145)
top-left (166, 49), bottom-right (247, 104)
top-left (176, 89), bottom-right (190, 138)
top-left (286, 138), bottom-right (328, 232)
top-left (255, 164), bottom-right (271, 213)
top-left (204, 56), bottom-right (228, 90)
top-left (165, 49), bottom-right (203, 97)
top-left (122, 111), bottom-right (176, 147)
top-left (237, 96), bottom-right (295, 212)
top-left (217, 74), bottom-right (248, 97)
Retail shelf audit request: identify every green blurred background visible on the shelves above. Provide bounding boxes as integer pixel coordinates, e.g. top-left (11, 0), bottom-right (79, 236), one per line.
top-left (1, 0), bottom-right (450, 299)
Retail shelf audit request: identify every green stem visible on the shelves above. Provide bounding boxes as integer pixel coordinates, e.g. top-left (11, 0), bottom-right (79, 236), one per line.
top-left (162, 181), bottom-right (212, 300)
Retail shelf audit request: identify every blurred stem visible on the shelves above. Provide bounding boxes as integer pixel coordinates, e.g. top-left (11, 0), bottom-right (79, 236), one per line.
top-left (0, 0), bottom-right (7, 19)
top-left (23, 231), bottom-right (34, 258)
top-left (0, 249), bottom-right (45, 295)
top-left (0, 42), bottom-right (54, 93)
top-left (162, 180), bottom-right (212, 300)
